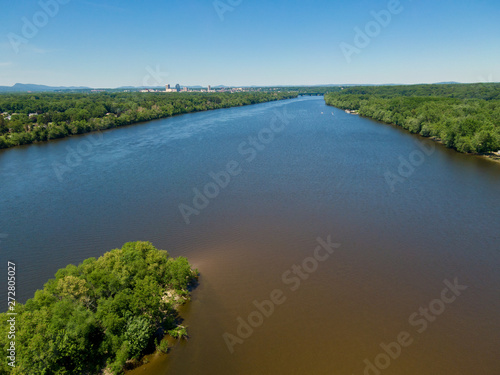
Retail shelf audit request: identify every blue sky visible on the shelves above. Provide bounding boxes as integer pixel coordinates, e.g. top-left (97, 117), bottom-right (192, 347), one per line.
top-left (0, 0), bottom-right (499, 87)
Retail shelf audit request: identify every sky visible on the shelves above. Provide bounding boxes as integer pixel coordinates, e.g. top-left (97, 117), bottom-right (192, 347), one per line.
top-left (0, 0), bottom-right (499, 87)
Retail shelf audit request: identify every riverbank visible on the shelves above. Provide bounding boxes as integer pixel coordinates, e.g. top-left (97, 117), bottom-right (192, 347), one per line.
top-left (0, 92), bottom-right (298, 150)
top-left (324, 84), bottom-right (500, 158)
top-left (425, 136), bottom-right (500, 164)
top-left (331, 103), bottom-right (500, 164)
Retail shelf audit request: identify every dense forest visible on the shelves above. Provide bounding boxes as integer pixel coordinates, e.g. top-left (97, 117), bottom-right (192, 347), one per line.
top-left (0, 242), bottom-right (198, 375)
top-left (0, 91), bottom-right (297, 149)
top-left (325, 83), bottom-right (500, 154)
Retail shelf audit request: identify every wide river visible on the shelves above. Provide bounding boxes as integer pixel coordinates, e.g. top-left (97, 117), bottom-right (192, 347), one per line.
top-left (1, 96), bottom-right (499, 374)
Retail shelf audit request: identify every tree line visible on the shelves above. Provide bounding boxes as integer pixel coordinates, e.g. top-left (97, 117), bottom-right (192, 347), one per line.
top-left (325, 83), bottom-right (500, 153)
top-left (0, 241), bottom-right (198, 374)
top-left (270, 86), bottom-right (343, 95)
top-left (0, 91), bottom-right (297, 149)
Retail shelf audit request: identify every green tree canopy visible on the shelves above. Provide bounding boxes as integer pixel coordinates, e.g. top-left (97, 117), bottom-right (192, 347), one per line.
top-left (325, 83), bottom-right (500, 154)
top-left (0, 241), bottom-right (198, 375)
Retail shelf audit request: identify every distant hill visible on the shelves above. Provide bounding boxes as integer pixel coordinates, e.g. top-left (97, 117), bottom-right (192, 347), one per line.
top-left (0, 84), bottom-right (209, 93)
top-left (0, 82), bottom-right (469, 93)
top-left (0, 83), bottom-right (91, 92)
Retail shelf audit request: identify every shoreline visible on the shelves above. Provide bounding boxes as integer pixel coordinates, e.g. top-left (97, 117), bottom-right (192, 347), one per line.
top-left (327, 103), bottom-right (500, 165)
top-left (0, 93), bottom-right (298, 151)
top-left (426, 136), bottom-right (500, 164)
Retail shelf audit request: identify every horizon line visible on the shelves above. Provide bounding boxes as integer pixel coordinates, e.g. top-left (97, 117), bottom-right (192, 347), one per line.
top-left (1, 81), bottom-right (499, 91)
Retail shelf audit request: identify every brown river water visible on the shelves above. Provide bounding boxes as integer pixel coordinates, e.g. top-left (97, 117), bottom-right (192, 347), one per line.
top-left (1, 97), bottom-right (499, 374)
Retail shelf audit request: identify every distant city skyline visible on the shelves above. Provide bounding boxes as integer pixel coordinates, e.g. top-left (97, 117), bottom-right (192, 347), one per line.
top-left (1, 0), bottom-right (499, 87)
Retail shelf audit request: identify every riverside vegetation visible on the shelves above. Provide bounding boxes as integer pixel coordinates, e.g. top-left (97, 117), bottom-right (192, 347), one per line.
top-left (0, 91), bottom-right (297, 149)
top-left (325, 83), bottom-right (500, 154)
top-left (0, 241), bottom-right (198, 374)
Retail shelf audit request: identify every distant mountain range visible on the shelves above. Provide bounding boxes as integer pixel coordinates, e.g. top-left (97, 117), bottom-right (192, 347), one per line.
top-left (0, 82), bottom-right (467, 93)
top-left (0, 83), bottom-right (92, 92)
top-left (0, 83), bottom-right (213, 92)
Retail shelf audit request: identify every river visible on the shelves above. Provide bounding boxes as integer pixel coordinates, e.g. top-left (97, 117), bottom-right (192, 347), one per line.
top-left (1, 96), bottom-right (499, 374)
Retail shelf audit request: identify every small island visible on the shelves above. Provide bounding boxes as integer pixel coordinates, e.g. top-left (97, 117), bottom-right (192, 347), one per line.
top-left (0, 241), bottom-right (198, 375)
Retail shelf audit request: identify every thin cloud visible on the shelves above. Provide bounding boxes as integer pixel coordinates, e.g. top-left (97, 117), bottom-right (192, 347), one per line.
top-left (32, 47), bottom-right (49, 54)
top-left (25, 45), bottom-right (58, 54)
top-left (78, 0), bottom-right (127, 12)
top-left (0, 41), bottom-right (56, 55)
top-left (0, 62), bottom-right (13, 67)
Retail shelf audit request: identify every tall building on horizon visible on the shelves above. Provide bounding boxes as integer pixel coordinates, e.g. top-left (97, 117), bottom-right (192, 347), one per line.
top-left (165, 84), bottom-right (177, 93)
top-left (208, 85), bottom-right (211, 92)
top-left (175, 84), bottom-right (180, 92)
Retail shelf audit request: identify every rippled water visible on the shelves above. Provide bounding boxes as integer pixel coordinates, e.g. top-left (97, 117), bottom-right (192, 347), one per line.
top-left (1, 97), bottom-right (499, 374)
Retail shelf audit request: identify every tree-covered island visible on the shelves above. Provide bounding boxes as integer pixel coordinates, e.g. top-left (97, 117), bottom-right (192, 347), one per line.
top-left (0, 241), bottom-right (198, 374)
